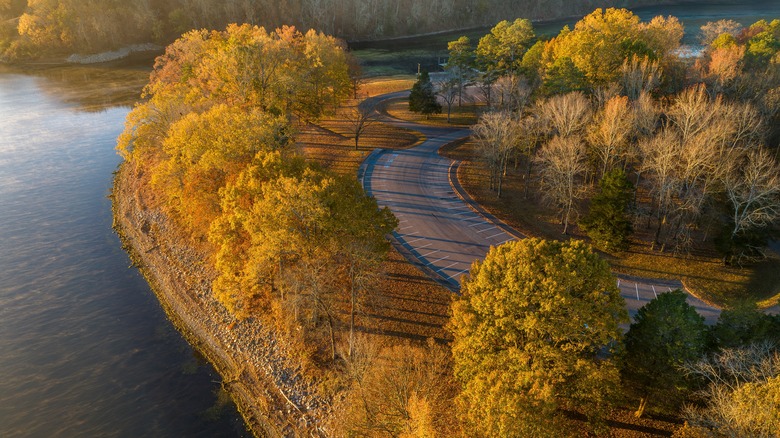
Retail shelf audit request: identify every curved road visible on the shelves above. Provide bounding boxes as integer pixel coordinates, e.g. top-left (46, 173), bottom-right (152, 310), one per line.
top-left (360, 91), bottom-right (721, 324)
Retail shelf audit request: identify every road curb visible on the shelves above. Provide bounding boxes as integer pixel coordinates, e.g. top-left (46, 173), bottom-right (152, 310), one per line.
top-left (447, 160), bottom-right (525, 241)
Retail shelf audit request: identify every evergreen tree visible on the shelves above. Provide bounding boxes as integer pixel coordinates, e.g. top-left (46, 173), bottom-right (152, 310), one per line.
top-left (624, 290), bottom-right (709, 417)
top-left (580, 168), bottom-right (633, 251)
top-left (409, 70), bottom-right (441, 118)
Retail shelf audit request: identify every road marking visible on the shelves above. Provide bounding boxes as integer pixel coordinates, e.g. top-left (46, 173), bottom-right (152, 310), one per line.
top-left (429, 255), bottom-right (450, 264)
top-left (415, 243), bottom-right (432, 250)
top-left (486, 232), bottom-right (506, 240)
top-left (439, 261), bottom-right (460, 271)
top-left (617, 278), bottom-right (620, 288)
top-left (652, 285), bottom-right (657, 299)
top-left (635, 283), bottom-right (640, 301)
top-left (421, 249), bottom-right (441, 258)
top-left (452, 268), bottom-right (469, 279)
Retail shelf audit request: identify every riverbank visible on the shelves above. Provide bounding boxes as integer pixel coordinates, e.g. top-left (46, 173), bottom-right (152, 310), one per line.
top-left (111, 163), bottom-right (328, 437)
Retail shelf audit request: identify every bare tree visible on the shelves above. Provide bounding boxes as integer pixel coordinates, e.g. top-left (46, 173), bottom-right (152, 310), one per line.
top-left (535, 135), bottom-right (587, 234)
top-left (723, 148), bottom-right (780, 248)
top-left (682, 343), bottom-right (780, 437)
top-left (436, 78), bottom-right (460, 124)
top-left (493, 74), bottom-right (531, 111)
top-left (638, 128), bottom-right (682, 249)
top-left (537, 91), bottom-right (592, 138)
top-left (699, 19), bottom-right (744, 46)
top-left (620, 55), bottom-right (661, 101)
top-left (347, 100), bottom-right (377, 150)
top-left (667, 84), bottom-right (722, 144)
top-left (587, 95), bottom-right (635, 178)
top-left (472, 111), bottom-right (520, 198)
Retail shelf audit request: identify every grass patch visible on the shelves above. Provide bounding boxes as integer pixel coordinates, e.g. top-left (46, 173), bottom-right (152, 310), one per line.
top-left (383, 97), bottom-right (482, 127)
top-left (441, 138), bottom-right (780, 310)
top-left (360, 75), bottom-right (416, 98)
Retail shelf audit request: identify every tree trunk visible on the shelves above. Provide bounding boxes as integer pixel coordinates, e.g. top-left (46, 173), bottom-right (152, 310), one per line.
top-left (634, 397), bottom-right (648, 418)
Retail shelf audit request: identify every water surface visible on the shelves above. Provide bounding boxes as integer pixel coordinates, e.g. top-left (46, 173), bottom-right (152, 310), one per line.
top-left (0, 65), bottom-right (247, 437)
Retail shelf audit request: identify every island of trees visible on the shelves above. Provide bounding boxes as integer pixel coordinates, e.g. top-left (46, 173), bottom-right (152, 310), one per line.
top-left (109, 7), bottom-right (780, 438)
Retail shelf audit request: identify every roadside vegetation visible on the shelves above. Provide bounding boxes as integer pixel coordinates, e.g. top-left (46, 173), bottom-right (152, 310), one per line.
top-left (113, 7), bottom-right (780, 438)
top-left (437, 12), bottom-right (780, 309)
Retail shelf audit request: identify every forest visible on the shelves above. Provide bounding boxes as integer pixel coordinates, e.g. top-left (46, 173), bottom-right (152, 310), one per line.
top-left (114, 7), bottom-right (780, 435)
top-left (2, 0), bottom-right (701, 60)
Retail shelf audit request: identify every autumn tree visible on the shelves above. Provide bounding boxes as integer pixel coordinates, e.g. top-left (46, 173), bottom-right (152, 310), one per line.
top-left (408, 70), bottom-right (441, 118)
top-left (580, 169), bottom-right (634, 251)
top-left (332, 338), bottom-right (459, 436)
top-left (623, 290), bottom-right (709, 417)
top-left (682, 343), bottom-right (780, 437)
top-left (475, 18), bottom-right (535, 78)
top-left (548, 8), bottom-right (682, 86)
top-left (449, 239), bottom-right (627, 436)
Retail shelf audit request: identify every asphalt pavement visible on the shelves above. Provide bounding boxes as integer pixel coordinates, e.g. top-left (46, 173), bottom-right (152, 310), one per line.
top-left (360, 91), bottom-right (722, 324)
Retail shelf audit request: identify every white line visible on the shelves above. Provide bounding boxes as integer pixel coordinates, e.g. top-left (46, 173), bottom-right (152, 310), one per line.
top-left (486, 232), bottom-right (505, 240)
top-left (405, 237), bottom-right (426, 244)
top-left (429, 255), bottom-right (450, 264)
top-left (438, 261), bottom-right (460, 271)
top-left (652, 285), bottom-right (657, 299)
top-left (478, 227), bottom-right (498, 234)
top-left (452, 268), bottom-right (469, 278)
top-left (469, 222), bottom-right (486, 227)
top-left (668, 287), bottom-right (673, 292)
top-left (617, 278), bottom-right (620, 288)
top-left (635, 283), bottom-right (640, 301)
top-left (421, 249), bottom-right (441, 258)
top-left (415, 243), bottom-right (432, 250)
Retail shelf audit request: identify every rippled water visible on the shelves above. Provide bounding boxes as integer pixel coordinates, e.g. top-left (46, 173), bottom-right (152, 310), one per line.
top-left (0, 67), bottom-right (247, 437)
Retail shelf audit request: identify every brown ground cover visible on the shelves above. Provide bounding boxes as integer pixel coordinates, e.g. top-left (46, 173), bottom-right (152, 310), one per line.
top-left (440, 136), bottom-right (780, 309)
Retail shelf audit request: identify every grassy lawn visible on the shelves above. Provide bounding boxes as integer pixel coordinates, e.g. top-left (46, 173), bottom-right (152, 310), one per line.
top-left (441, 139), bottom-right (780, 310)
top-left (382, 97), bottom-right (482, 127)
top-left (297, 76), bottom-right (422, 175)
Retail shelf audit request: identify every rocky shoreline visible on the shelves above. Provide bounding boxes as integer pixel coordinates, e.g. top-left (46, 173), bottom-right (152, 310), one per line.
top-left (112, 164), bottom-right (329, 437)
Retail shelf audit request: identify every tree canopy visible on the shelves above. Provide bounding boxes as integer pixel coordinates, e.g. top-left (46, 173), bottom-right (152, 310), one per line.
top-left (449, 238), bottom-right (627, 436)
top-left (624, 290), bottom-right (709, 417)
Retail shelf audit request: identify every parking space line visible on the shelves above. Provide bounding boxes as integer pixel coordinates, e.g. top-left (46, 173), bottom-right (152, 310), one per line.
top-left (635, 283), bottom-right (639, 301)
top-left (652, 285), bottom-right (657, 299)
top-left (440, 261), bottom-right (459, 270)
top-left (430, 255), bottom-right (450, 264)
top-left (421, 249), bottom-right (441, 258)
top-left (486, 232), bottom-right (505, 240)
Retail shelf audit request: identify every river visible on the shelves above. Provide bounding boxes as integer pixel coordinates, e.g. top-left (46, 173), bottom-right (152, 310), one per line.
top-left (0, 64), bottom-right (247, 437)
top-left (0, 3), bottom-right (777, 437)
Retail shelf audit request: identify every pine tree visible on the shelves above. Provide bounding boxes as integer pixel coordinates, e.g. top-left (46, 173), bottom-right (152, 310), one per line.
top-left (408, 70), bottom-right (441, 118)
top-left (580, 168), bottom-right (633, 251)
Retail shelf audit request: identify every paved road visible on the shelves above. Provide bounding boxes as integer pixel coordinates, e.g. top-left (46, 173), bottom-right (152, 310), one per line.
top-left (361, 91), bottom-right (721, 324)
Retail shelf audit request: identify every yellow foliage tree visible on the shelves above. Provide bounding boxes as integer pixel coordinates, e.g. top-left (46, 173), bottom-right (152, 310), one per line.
top-left (449, 238), bottom-right (627, 436)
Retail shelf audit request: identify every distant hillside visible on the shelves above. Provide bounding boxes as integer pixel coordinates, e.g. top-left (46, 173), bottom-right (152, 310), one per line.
top-left (1, 0), bottom-right (711, 60)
